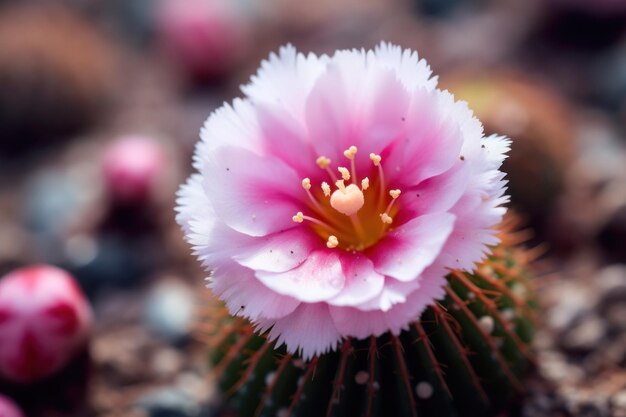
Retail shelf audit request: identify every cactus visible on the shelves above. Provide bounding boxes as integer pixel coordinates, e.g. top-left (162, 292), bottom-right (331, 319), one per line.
top-left (0, 4), bottom-right (116, 150)
top-left (196, 217), bottom-right (537, 417)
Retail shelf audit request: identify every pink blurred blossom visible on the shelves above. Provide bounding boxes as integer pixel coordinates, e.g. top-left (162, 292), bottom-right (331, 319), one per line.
top-left (156, 0), bottom-right (247, 81)
top-left (0, 395), bottom-right (24, 417)
top-left (0, 266), bottom-right (91, 383)
top-left (177, 43), bottom-right (510, 359)
top-left (102, 135), bottom-right (166, 204)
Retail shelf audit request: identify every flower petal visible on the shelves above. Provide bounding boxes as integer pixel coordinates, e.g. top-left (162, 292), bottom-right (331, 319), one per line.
top-left (256, 103), bottom-right (319, 176)
top-left (304, 59), bottom-right (410, 166)
top-left (328, 253), bottom-right (385, 307)
top-left (257, 302), bottom-right (341, 360)
top-left (255, 250), bottom-right (345, 303)
top-left (241, 44), bottom-right (328, 120)
top-left (193, 99), bottom-right (262, 171)
top-left (383, 89), bottom-right (464, 187)
top-left (329, 265), bottom-right (447, 339)
top-left (210, 263), bottom-right (300, 321)
top-left (203, 146), bottom-right (302, 237)
top-left (232, 228), bottom-right (318, 273)
top-left (369, 212), bottom-right (455, 282)
top-left (373, 42), bottom-right (437, 92)
top-left (400, 160), bottom-right (471, 221)
top-left (353, 277), bottom-right (421, 312)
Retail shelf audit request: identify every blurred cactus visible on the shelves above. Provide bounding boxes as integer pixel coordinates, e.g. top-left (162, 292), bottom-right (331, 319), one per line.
top-left (0, 4), bottom-right (117, 151)
top-left (196, 217), bottom-right (537, 417)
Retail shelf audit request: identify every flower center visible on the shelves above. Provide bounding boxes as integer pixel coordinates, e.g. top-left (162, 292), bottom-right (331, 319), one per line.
top-left (292, 145), bottom-right (402, 251)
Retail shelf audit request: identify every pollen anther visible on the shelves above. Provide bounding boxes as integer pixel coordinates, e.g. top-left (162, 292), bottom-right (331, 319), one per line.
top-left (361, 178), bottom-right (369, 190)
top-left (390, 189), bottom-right (401, 199)
top-left (316, 156), bottom-right (331, 169)
top-left (380, 213), bottom-right (393, 224)
top-left (321, 182), bottom-right (331, 196)
top-left (338, 167), bottom-right (350, 181)
top-left (343, 146), bottom-right (358, 160)
top-left (326, 235), bottom-right (339, 248)
top-left (292, 212), bottom-right (304, 223)
top-left (369, 153), bottom-right (382, 166)
top-left (301, 178), bottom-right (311, 190)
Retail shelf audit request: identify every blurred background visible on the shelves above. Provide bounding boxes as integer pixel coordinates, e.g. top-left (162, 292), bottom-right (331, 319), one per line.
top-left (0, 0), bottom-right (625, 416)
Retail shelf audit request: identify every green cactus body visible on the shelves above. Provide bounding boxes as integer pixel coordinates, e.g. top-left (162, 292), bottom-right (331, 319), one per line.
top-left (198, 225), bottom-right (537, 417)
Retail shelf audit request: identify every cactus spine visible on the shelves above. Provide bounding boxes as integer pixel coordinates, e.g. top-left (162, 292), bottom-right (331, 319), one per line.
top-left (196, 218), bottom-right (537, 417)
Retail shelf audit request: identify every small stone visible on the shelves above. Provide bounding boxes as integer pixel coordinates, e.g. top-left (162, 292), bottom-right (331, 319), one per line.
top-left (597, 265), bottom-right (626, 306)
top-left (613, 391), bottom-right (626, 413)
top-left (144, 279), bottom-right (194, 344)
top-left (561, 314), bottom-right (606, 352)
top-left (151, 348), bottom-right (183, 379)
top-left (135, 388), bottom-right (199, 417)
top-left (547, 285), bottom-right (594, 333)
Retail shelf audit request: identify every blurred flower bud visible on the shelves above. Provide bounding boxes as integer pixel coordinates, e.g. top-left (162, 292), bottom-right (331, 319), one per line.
top-left (0, 395), bottom-right (24, 417)
top-left (0, 266), bottom-right (92, 384)
top-left (102, 135), bottom-right (167, 205)
top-left (155, 0), bottom-right (248, 83)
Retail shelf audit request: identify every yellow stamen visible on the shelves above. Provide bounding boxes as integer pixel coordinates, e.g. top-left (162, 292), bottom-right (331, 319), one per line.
top-left (296, 150), bottom-right (402, 250)
top-left (326, 235), bottom-right (339, 249)
top-left (338, 167), bottom-right (350, 181)
top-left (292, 212), bottom-right (304, 223)
top-left (380, 213), bottom-right (393, 224)
top-left (293, 211), bottom-right (340, 234)
top-left (316, 156), bottom-right (331, 169)
top-left (321, 182), bottom-right (331, 197)
top-left (343, 146), bottom-right (357, 160)
top-left (384, 188), bottom-right (402, 214)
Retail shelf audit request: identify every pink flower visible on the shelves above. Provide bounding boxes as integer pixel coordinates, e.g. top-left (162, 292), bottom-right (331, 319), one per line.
top-left (177, 43), bottom-right (509, 359)
top-left (156, 0), bottom-right (248, 81)
top-left (102, 135), bottom-right (166, 204)
top-left (0, 266), bottom-right (92, 383)
top-left (0, 395), bottom-right (24, 417)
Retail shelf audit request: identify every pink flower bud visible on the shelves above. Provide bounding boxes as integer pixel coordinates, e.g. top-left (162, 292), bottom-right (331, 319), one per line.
top-left (102, 135), bottom-right (166, 205)
top-left (156, 0), bottom-right (247, 81)
top-left (0, 395), bottom-right (24, 417)
top-left (0, 265), bottom-right (91, 384)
